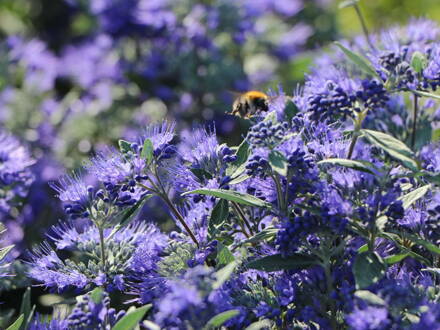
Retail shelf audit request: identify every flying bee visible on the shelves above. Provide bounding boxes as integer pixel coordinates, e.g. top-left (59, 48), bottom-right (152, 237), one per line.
top-left (231, 91), bottom-right (270, 119)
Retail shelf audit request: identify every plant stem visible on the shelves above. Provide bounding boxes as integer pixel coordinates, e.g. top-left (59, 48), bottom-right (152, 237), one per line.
top-left (353, 3), bottom-right (374, 50)
top-left (98, 226), bottom-right (107, 272)
top-left (231, 201), bottom-right (254, 236)
top-left (411, 94), bottom-right (419, 150)
top-left (346, 133), bottom-right (359, 159)
top-left (323, 260), bottom-right (338, 330)
top-left (271, 173), bottom-right (286, 214)
top-left (144, 164), bottom-right (200, 247)
top-left (161, 195), bottom-right (200, 247)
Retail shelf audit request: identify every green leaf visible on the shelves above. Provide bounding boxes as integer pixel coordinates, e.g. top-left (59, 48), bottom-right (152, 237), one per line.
top-left (182, 188), bottom-right (272, 208)
top-left (216, 242), bottom-right (235, 267)
top-left (204, 310), bottom-right (240, 329)
top-left (191, 168), bottom-right (213, 181)
top-left (142, 320), bottom-right (161, 330)
top-left (112, 304), bottom-right (152, 330)
top-left (19, 287), bottom-right (33, 330)
top-left (226, 141), bottom-right (250, 177)
top-left (284, 100), bottom-right (299, 121)
top-left (108, 195), bottom-right (151, 239)
top-left (6, 315), bottom-right (23, 330)
top-left (228, 174), bottom-right (250, 185)
top-left (353, 252), bottom-right (387, 289)
top-left (413, 90), bottom-right (440, 101)
top-left (239, 226), bottom-right (278, 246)
top-left (398, 184), bottom-right (431, 209)
top-left (318, 158), bottom-right (377, 175)
top-left (0, 245), bottom-right (13, 261)
top-left (338, 0), bottom-right (359, 9)
top-left (269, 150), bottom-right (288, 176)
top-left (354, 290), bottom-right (386, 306)
top-left (357, 244), bottom-right (368, 253)
top-left (118, 139), bottom-right (132, 153)
top-left (384, 253), bottom-right (409, 265)
top-left (141, 138), bottom-right (154, 164)
top-left (361, 129), bottom-right (419, 171)
top-left (89, 287), bottom-right (104, 304)
top-left (404, 234), bottom-right (440, 255)
top-left (214, 262), bottom-right (237, 289)
top-left (411, 51), bottom-right (427, 73)
top-left (244, 320), bottom-right (273, 330)
top-left (210, 199), bottom-right (229, 228)
top-left (335, 42), bottom-right (380, 79)
top-left (246, 253), bottom-right (317, 272)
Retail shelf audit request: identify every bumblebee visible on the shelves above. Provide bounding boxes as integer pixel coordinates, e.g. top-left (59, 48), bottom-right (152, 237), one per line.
top-left (231, 91), bottom-right (269, 118)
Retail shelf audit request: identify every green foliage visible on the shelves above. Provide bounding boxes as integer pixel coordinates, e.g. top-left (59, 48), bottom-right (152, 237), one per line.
top-left (353, 252), bottom-right (387, 289)
top-left (361, 129), bottom-right (419, 171)
top-left (203, 310), bottom-right (240, 329)
top-left (246, 254), bottom-right (317, 272)
top-left (112, 304), bottom-right (152, 330)
top-left (318, 158), bottom-right (377, 175)
top-left (5, 315), bottom-right (24, 330)
top-left (141, 138), bottom-right (154, 164)
top-left (182, 188), bottom-right (272, 208)
top-left (269, 150), bottom-right (289, 176)
top-left (335, 42), bottom-right (380, 78)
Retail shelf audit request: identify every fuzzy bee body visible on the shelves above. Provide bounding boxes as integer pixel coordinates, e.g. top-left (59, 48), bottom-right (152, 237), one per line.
top-left (231, 91), bottom-right (269, 118)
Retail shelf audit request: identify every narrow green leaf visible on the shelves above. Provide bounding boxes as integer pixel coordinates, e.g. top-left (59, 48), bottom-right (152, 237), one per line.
top-left (216, 242), bottom-right (235, 267)
top-left (284, 100), bottom-right (299, 120)
top-left (361, 129), bottom-right (419, 171)
top-left (142, 320), bottom-right (161, 330)
top-left (112, 304), bottom-right (152, 330)
top-left (246, 253), bottom-right (317, 272)
top-left (354, 290), bottom-right (386, 306)
top-left (384, 253), bottom-right (409, 265)
top-left (226, 141), bottom-right (250, 177)
top-left (398, 184), bottom-right (431, 209)
top-left (318, 158), bottom-right (377, 175)
top-left (239, 227), bottom-right (278, 246)
top-left (411, 51), bottom-right (427, 73)
top-left (404, 234), bottom-right (440, 255)
top-left (269, 150), bottom-right (288, 176)
top-left (0, 245), bottom-right (14, 261)
top-left (244, 320), bottom-right (273, 330)
top-left (214, 262), bottom-right (237, 289)
top-left (141, 138), bottom-right (154, 164)
top-left (210, 199), bottom-right (229, 228)
top-left (413, 90), bottom-right (440, 101)
top-left (6, 315), bottom-right (24, 330)
top-left (354, 252), bottom-right (387, 289)
top-left (191, 168), bottom-right (213, 181)
top-left (338, 0), bottom-right (359, 9)
top-left (89, 287), bottom-right (104, 304)
top-left (228, 174), bottom-right (250, 185)
top-left (357, 244), bottom-right (368, 253)
top-left (118, 139), bottom-right (132, 153)
top-left (204, 310), bottom-right (240, 329)
top-left (108, 195), bottom-right (151, 239)
top-left (335, 42), bottom-right (379, 78)
top-left (182, 188), bottom-right (272, 208)
top-left (19, 287), bottom-right (32, 330)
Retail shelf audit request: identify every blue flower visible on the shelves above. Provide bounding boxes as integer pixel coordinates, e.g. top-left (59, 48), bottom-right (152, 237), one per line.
top-left (66, 289), bottom-right (125, 329)
top-left (28, 221), bottom-right (166, 292)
